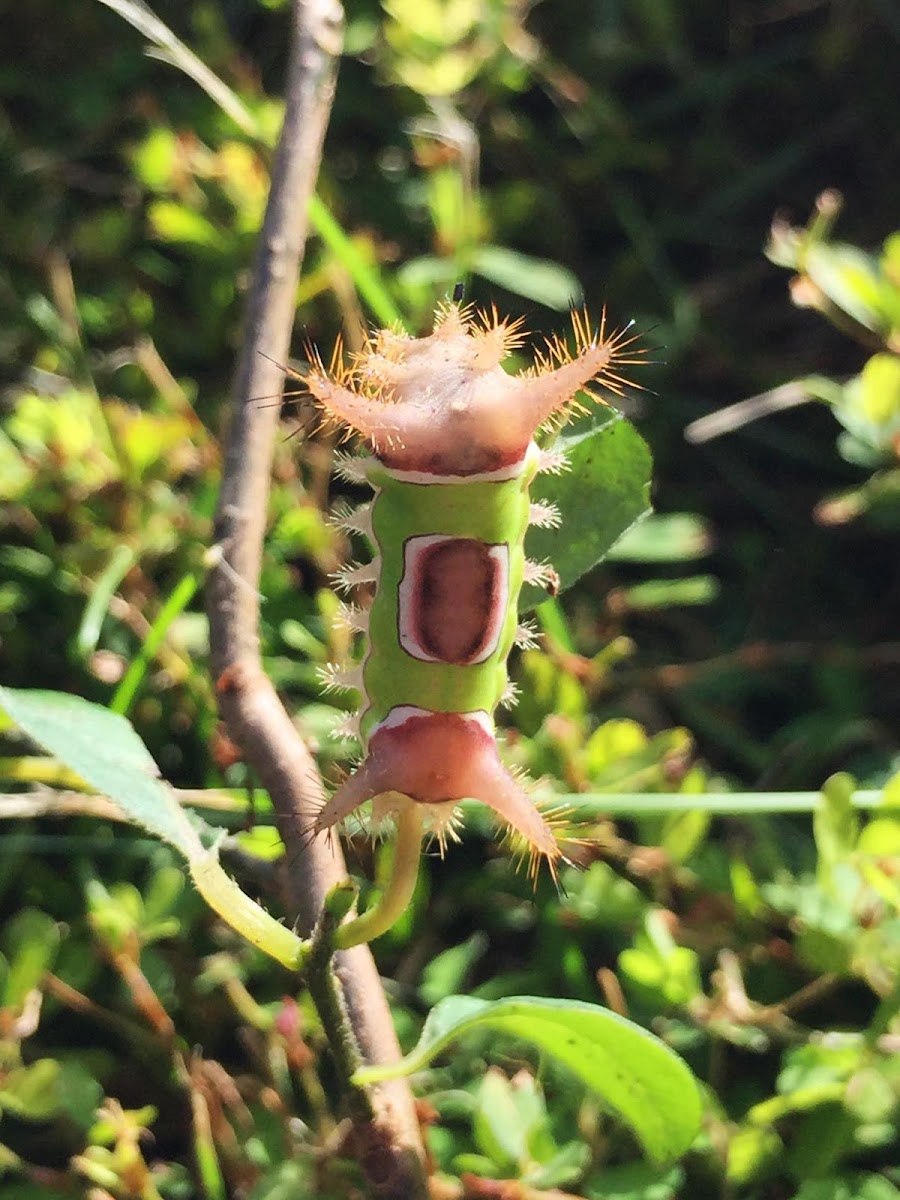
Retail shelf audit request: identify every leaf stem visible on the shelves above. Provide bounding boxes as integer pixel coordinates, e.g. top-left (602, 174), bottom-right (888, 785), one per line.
top-left (336, 804), bottom-right (424, 949)
top-left (189, 849), bottom-right (309, 970)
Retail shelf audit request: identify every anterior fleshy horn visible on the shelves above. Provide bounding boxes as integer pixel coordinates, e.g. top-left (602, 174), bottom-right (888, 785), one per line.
top-left (304, 372), bottom-right (405, 450)
top-left (303, 305), bottom-right (640, 471)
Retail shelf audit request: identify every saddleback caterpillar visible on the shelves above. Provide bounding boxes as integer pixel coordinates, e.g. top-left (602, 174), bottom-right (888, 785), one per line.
top-left (305, 302), bottom-right (637, 880)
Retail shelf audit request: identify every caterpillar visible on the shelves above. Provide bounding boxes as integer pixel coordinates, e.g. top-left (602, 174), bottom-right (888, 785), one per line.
top-left (305, 301), bottom-right (636, 879)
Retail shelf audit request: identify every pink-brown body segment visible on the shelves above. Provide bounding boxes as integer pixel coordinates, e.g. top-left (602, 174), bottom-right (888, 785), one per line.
top-left (399, 535), bottom-right (508, 665)
top-left (306, 303), bottom-right (637, 875)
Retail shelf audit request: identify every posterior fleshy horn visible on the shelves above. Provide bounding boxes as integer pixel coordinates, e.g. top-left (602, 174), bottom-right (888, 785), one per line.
top-left (314, 709), bottom-right (562, 877)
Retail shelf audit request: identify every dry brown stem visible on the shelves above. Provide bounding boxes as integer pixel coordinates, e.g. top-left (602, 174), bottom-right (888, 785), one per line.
top-left (205, 2), bottom-right (427, 1194)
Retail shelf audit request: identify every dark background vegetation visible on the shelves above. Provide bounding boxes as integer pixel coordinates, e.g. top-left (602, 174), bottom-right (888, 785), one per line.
top-left (1, 2), bottom-right (899, 1198)
top-left (4, 0), bottom-right (900, 786)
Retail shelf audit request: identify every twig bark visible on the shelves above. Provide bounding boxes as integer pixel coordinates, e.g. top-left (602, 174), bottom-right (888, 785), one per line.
top-left (205, 3), bottom-right (427, 1195)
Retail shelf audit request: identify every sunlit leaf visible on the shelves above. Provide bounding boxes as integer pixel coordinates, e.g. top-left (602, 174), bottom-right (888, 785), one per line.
top-left (472, 244), bottom-right (582, 310)
top-left (521, 411), bottom-right (652, 611)
top-left (353, 994), bottom-right (702, 1163)
top-left (0, 687), bottom-right (306, 970)
top-left (148, 200), bottom-right (226, 251)
top-left (0, 686), bottom-right (202, 855)
top-left (1, 910), bottom-right (60, 1011)
top-left (803, 243), bottom-right (887, 333)
top-left (0, 1060), bottom-right (61, 1122)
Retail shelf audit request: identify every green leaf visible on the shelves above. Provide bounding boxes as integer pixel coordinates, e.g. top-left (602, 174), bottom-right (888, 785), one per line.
top-left (1, 910), bottom-right (60, 1011)
top-left (75, 544), bottom-right (137, 660)
top-left (0, 687), bottom-right (306, 970)
top-left (55, 1061), bottom-right (103, 1130)
top-left (420, 931), bottom-right (488, 1006)
top-left (521, 411), bottom-right (653, 611)
top-left (615, 575), bottom-right (719, 611)
top-left (0, 686), bottom-right (203, 856)
top-left (148, 200), bottom-right (226, 251)
top-left (726, 1125), bottom-right (783, 1186)
top-left (815, 773), bottom-right (859, 887)
top-left (831, 357), bottom-right (900, 459)
top-left (247, 1162), bottom-right (315, 1200)
top-left (0, 430), bottom-right (31, 502)
top-left (130, 127), bottom-right (178, 191)
top-left (793, 1176), bottom-right (900, 1200)
top-left (859, 354), bottom-right (900, 425)
top-left (308, 194), bottom-right (405, 330)
top-left (471, 244), bottom-right (583, 310)
top-left (473, 1069), bottom-right (527, 1169)
top-left (353, 995), bottom-right (702, 1163)
top-left (607, 513), bottom-right (711, 563)
top-left (526, 1140), bottom-right (590, 1190)
top-left (0, 1060), bottom-right (60, 1122)
top-left (591, 1161), bottom-right (685, 1200)
top-left (0, 1143), bottom-right (24, 1180)
top-left (803, 243), bottom-right (887, 333)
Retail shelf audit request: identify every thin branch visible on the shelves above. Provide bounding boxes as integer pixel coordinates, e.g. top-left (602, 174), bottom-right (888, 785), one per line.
top-left (204, 2), bottom-right (427, 1195)
top-left (684, 380), bottom-right (815, 444)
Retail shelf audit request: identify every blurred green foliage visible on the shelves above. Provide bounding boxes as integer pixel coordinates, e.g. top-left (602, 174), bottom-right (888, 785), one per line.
top-left (2, 0), bottom-right (900, 1197)
top-left (764, 194), bottom-right (900, 523)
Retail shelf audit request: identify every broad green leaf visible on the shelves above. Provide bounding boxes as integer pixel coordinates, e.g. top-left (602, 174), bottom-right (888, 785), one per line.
top-left (353, 995), bottom-right (702, 1163)
top-left (55, 1062), bottom-right (104, 1130)
top-left (0, 686), bottom-right (202, 855)
top-left (473, 1069), bottom-right (527, 1169)
top-left (0, 687), bottom-right (307, 970)
top-left (521, 411), bottom-right (653, 611)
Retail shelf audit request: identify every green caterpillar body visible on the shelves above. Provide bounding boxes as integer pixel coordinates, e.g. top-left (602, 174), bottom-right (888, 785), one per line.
top-left (363, 451), bottom-right (537, 729)
top-left (307, 304), bottom-right (634, 875)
